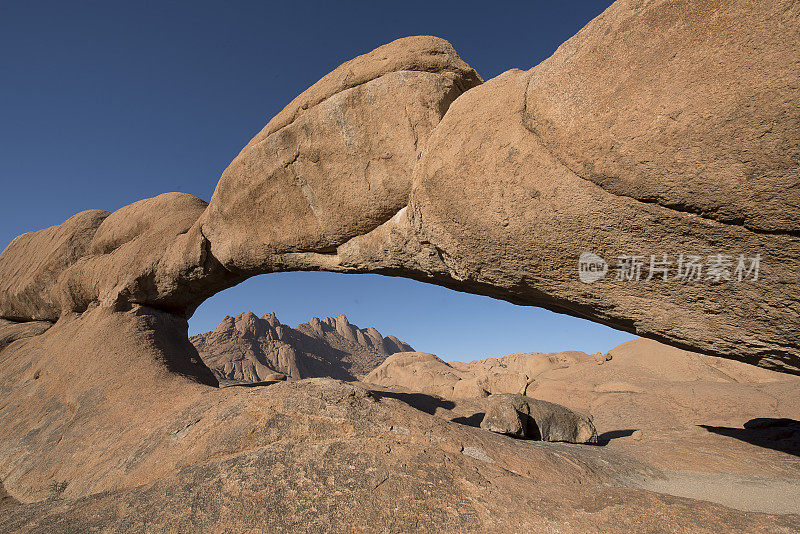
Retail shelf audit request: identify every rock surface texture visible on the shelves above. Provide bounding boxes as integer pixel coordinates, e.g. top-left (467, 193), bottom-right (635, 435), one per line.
top-left (1, 324), bottom-right (799, 530)
top-left (191, 311), bottom-right (412, 381)
top-left (0, 7), bottom-right (795, 374)
top-left (0, 0), bottom-right (799, 530)
top-left (480, 393), bottom-right (598, 444)
top-left (366, 337), bottom-right (800, 513)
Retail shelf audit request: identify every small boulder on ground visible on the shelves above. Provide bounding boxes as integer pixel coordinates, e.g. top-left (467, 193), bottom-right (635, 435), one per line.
top-left (480, 393), bottom-right (597, 444)
top-left (592, 352), bottom-right (612, 365)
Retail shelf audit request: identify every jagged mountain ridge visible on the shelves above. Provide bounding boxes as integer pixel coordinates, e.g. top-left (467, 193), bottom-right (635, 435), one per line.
top-left (190, 311), bottom-right (413, 382)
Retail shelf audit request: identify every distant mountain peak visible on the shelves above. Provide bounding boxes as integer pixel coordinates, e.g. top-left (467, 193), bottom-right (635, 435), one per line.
top-left (191, 312), bottom-right (413, 383)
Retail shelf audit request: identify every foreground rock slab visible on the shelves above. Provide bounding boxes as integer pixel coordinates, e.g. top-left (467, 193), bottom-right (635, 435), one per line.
top-left (0, 308), bottom-right (798, 530)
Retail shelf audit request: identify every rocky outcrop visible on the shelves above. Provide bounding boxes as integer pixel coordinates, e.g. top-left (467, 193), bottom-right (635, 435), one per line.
top-left (198, 37), bottom-right (482, 274)
top-left (480, 393), bottom-right (598, 444)
top-left (1, 321), bottom-right (799, 529)
top-left (0, 5), bottom-right (798, 375)
top-left (366, 348), bottom-right (607, 399)
top-left (191, 311), bottom-right (413, 382)
top-left (365, 352), bottom-right (464, 398)
top-left (297, 314), bottom-right (413, 357)
top-left (0, 210), bottom-right (109, 321)
top-left (524, 0), bottom-right (799, 235)
top-left (366, 336), bottom-right (796, 403)
top-left (406, 0), bottom-right (800, 373)
top-left (0, 5), bottom-right (796, 374)
top-left (0, 1), bottom-right (799, 530)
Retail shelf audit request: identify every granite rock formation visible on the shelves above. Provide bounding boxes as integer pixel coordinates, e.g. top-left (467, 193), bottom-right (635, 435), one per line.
top-left (191, 311), bottom-right (412, 382)
top-left (365, 352), bottom-right (465, 398)
top-left (1, 320), bottom-right (799, 530)
top-left (0, 6), bottom-right (796, 374)
top-left (0, 0), bottom-right (799, 530)
top-left (366, 348), bottom-right (612, 399)
top-left (480, 393), bottom-right (598, 444)
top-left (366, 336), bottom-right (800, 459)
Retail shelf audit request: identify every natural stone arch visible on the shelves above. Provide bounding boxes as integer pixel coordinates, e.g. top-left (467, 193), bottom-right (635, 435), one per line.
top-left (1, 1), bottom-right (799, 380)
top-left (0, 3), bottom-right (799, 524)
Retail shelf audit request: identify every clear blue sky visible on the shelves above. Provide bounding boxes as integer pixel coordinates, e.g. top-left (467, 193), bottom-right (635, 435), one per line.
top-left (0, 0), bottom-right (635, 361)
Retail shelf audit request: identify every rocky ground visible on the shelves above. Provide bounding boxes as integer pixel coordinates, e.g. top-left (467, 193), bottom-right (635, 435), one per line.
top-left (367, 338), bottom-right (800, 516)
top-left (0, 311), bottom-right (798, 532)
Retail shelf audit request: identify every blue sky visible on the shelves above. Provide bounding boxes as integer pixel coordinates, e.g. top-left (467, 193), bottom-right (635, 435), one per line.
top-left (0, 0), bottom-right (635, 361)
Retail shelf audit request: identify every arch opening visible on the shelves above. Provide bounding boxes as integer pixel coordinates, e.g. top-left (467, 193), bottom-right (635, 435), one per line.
top-left (185, 271), bottom-right (637, 384)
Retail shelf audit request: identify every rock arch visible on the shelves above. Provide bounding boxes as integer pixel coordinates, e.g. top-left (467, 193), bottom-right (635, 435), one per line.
top-left (1, 2), bottom-right (799, 383)
top-left (1, 2), bottom-right (800, 526)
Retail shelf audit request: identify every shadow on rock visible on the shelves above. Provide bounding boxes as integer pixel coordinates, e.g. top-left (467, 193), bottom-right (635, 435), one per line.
top-left (596, 429), bottom-right (637, 445)
top-left (368, 390), bottom-right (455, 415)
top-left (0, 480), bottom-right (18, 509)
top-left (451, 412), bottom-right (485, 428)
top-left (700, 418), bottom-right (800, 457)
top-left (218, 379), bottom-right (284, 388)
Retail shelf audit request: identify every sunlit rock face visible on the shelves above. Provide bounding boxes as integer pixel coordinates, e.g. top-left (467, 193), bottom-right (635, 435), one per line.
top-left (191, 311), bottom-right (413, 382)
top-left (2, 11), bottom-right (798, 374)
top-left (1, 3), bottom-right (800, 530)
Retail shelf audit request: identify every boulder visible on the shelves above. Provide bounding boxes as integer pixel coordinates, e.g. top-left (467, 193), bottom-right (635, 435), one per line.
top-left (481, 372), bottom-right (530, 396)
top-left (0, 210), bottom-right (108, 321)
top-left (0, 193), bottom-right (240, 323)
top-left (480, 393), bottom-right (598, 444)
top-left (452, 377), bottom-right (489, 398)
top-left (198, 36), bottom-right (483, 273)
top-left (262, 372), bottom-right (287, 382)
top-left (364, 352), bottom-right (462, 398)
top-left (56, 192), bottom-right (232, 318)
